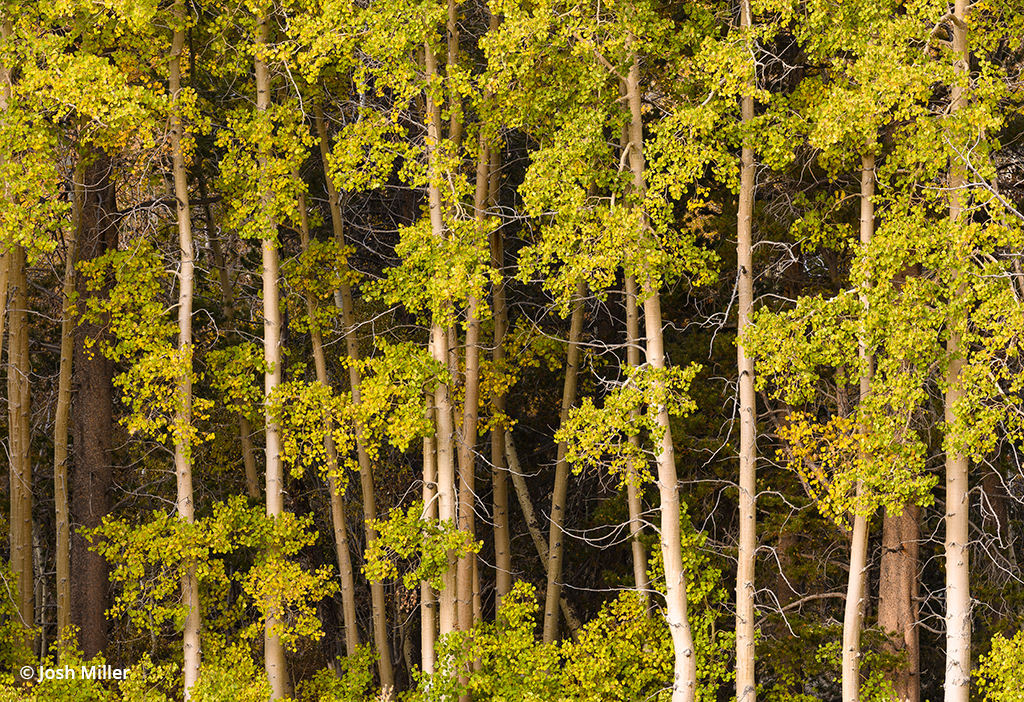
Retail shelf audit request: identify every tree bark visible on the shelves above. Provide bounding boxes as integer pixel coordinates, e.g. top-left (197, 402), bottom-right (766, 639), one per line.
top-left (490, 180), bottom-right (511, 610)
top-left (199, 169), bottom-right (260, 501)
top-left (312, 107), bottom-right (361, 660)
top-left (541, 279), bottom-right (586, 644)
top-left (8, 243), bottom-right (33, 653)
top-left (421, 403), bottom-right (438, 673)
top-left (878, 505), bottom-right (920, 702)
top-left (72, 149), bottom-right (117, 660)
top-left (842, 152), bottom-right (876, 702)
top-left (624, 275), bottom-right (651, 609)
top-left (505, 430), bottom-right (581, 635)
top-left (735, 0), bottom-right (757, 697)
top-left (54, 170), bottom-right (79, 654)
top-left (325, 152), bottom-right (396, 694)
top-left (944, 3), bottom-right (971, 700)
top-left (625, 51), bottom-right (696, 702)
top-left (424, 39), bottom-right (459, 640)
top-left (170, 8), bottom-right (202, 693)
top-left (255, 14), bottom-right (287, 698)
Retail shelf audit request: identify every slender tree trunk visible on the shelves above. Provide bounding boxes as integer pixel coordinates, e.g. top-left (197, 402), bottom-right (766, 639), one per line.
top-left (944, 3), bottom-right (971, 698)
top-left (842, 152), bottom-right (876, 702)
top-left (456, 294), bottom-right (481, 638)
top-left (421, 402), bottom-right (437, 673)
top-left (2, 17), bottom-right (32, 655)
top-left (424, 39), bottom-right (460, 640)
top-left (312, 107), bottom-right (361, 659)
top-left (54, 171), bottom-right (79, 654)
top-left (199, 169), bottom-right (259, 500)
top-left (879, 505), bottom-right (920, 702)
top-left (490, 173), bottom-right (511, 610)
top-left (625, 51), bottom-right (696, 702)
top-left (505, 430), bottom-right (581, 636)
top-left (327, 164), bottom-right (396, 696)
top-left (735, 1), bottom-right (757, 697)
top-left (8, 244), bottom-right (33, 652)
top-left (255, 15), bottom-right (287, 698)
top-left (644, 284), bottom-right (696, 702)
top-left (71, 150), bottom-right (116, 660)
top-left (624, 276), bottom-right (651, 608)
top-left (170, 11), bottom-right (202, 694)
top-left (445, 0), bottom-right (461, 148)
top-left (541, 279), bottom-right (586, 644)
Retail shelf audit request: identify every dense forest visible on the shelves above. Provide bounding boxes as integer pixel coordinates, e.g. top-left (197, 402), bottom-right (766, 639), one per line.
top-left (0, 0), bottom-right (1022, 700)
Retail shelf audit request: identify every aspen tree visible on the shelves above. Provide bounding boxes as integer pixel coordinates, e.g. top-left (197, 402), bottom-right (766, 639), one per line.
top-left (542, 279), bottom-right (586, 644)
top-left (424, 36), bottom-right (460, 639)
top-left (312, 106), bottom-right (360, 660)
top-left (1, 18), bottom-right (32, 654)
top-left (625, 51), bottom-right (697, 702)
top-left (7, 243), bottom-right (32, 653)
top-left (734, 0), bottom-right (757, 697)
top-left (624, 274), bottom-right (650, 608)
top-left (841, 153), bottom-right (874, 702)
top-left (943, 1), bottom-right (970, 698)
top-left (254, 10), bottom-right (287, 696)
top-left (169, 0), bottom-right (201, 691)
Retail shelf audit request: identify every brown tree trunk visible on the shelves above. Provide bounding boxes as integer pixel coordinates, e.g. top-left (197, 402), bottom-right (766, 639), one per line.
top-left (878, 505), bottom-right (920, 702)
top-left (312, 107), bottom-right (361, 660)
top-left (541, 279), bottom-right (586, 644)
top-left (54, 171), bottom-right (79, 653)
top-left (71, 150), bottom-right (117, 660)
top-left (170, 9), bottom-right (202, 692)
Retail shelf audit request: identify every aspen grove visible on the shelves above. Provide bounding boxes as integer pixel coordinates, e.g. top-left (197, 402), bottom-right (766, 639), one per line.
top-left (0, 0), bottom-right (1023, 700)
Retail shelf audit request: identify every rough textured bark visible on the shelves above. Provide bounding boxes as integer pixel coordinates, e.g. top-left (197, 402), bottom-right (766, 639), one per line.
top-left (54, 173), bottom-right (79, 652)
top-left (71, 150), bottom-right (117, 660)
top-left (735, 1), bottom-right (757, 697)
top-left (313, 107), bottom-right (361, 659)
top-left (255, 15), bottom-right (287, 698)
top-left (8, 244), bottom-right (33, 650)
top-left (878, 504), bottom-right (920, 702)
top-left (542, 279), bottom-right (586, 644)
top-left (624, 276), bottom-right (651, 608)
top-left (170, 10), bottom-right (202, 692)
top-left (944, 2), bottom-right (971, 697)
top-left (505, 430), bottom-right (581, 635)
